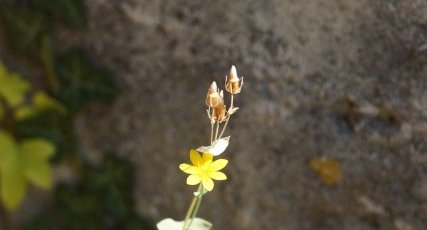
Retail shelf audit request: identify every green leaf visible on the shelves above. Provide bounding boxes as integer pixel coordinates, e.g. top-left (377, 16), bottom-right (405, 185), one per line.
top-left (0, 61), bottom-right (5, 75)
top-left (0, 131), bottom-right (27, 211)
top-left (0, 157), bottom-right (27, 211)
top-left (22, 155), bottom-right (53, 189)
top-left (156, 218), bottom-right (212, 230)
top-left (15, 111), bottom-right (75, 158)
top-left (55, 49), bottom-right (119, 112)
top-left (0, 131), bottom-right (18, 170)
top-left (0, 134), bottom-right (55, 210)
top-left (14, 92), bottom-right (67, 121)
top-left (33, 91), bottom-right (67, 114)
top-left (0, 63), bottom-right (31, 107)
top-left (20, 139), bottom-right (55, 189)
top-left (14, 105), bottom-right (38, 121)
top-left (0, 104), bottom-right (4, 120)
top-left (0, 3), bottom-right (47, 54)
top-left (20, 138), bottom-right (55, 160)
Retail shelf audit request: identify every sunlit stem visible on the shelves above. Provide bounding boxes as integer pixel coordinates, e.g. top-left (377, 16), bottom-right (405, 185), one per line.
top-left (183, 184), bottom-right (203, 230)
top-left (218, 94), bottom-right (234, 139)
top-left (210, 107), bottom-right (215, 145)
top-left (215, 120), bottom-right (220, 141)
top-left (188, 186), bottom-right (205, 228)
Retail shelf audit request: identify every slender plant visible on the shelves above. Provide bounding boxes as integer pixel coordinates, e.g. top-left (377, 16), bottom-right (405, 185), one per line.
top-left (157, 66), bottom-right (244, 230)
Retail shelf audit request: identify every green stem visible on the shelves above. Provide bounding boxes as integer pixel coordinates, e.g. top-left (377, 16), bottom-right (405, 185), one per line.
top-left (39, 35), bottom-right (59, 93)
top-left (210, 107), bottom-right (214, 144)
top-left (214, 120), bottom-right (220, 141)
top-left (182, 196), bottom-right (197, 229)
top-left (188, 187), bottom-right (204, 228)
top-left (182, 184), bottom-right (203, 230)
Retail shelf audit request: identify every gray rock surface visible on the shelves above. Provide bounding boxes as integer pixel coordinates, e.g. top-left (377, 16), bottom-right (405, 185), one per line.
top-left (76, 0), bottom-right (427, 229)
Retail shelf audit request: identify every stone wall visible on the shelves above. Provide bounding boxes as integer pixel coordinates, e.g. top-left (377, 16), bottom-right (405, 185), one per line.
top-left (76, 0), bottom-right (427, 229)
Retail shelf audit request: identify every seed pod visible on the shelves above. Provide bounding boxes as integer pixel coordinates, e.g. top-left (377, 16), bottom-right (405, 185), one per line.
top-left (225, 65), bottom-right (243, 94)
top-left (213, 103), bottom-right (227, 122)
top-left (206, 81), bottom-right (223, 107)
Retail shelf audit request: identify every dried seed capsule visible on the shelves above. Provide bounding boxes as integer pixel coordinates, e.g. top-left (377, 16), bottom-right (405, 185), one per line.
top-left (213, 103), bottom-right (227, 122)
top-left (225, 65), bottom-right (243, 94)
top-left (206, 81), bottom-right (223, 107)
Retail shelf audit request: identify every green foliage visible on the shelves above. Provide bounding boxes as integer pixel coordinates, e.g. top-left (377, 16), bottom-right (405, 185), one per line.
top-left (14, 91), bottom-right (67, 121)
top-left (15, 111), bottom-right (75, 158)
top-left (26, 154), bottom-right (155, 230)
top-left (0, 1), bottom-right (149, 229)
top-left (0, 62), bottom-right (61, 210)
top-left (0, 131), bottom-right (55, 211)
top-left (0, 3), bottom-right (47, 54)
top-left (0, 61), bottom-right (65, 119)
top-left (20, 138), bottom-right (55, 188)
top-left (0, 62), bottom-right (31, 107)
top-left (56, 50), bottom-right (119, 112)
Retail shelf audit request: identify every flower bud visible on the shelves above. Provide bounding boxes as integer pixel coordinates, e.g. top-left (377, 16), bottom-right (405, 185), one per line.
top-left (206, 81), bottom-right (222, 107)
top-left (225, 65), bottom-right (243, 94)
top-left (209, 81), bottom-right (217, 93)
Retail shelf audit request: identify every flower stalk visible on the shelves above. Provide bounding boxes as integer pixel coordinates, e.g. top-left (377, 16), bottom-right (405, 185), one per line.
top-left (182, 184), bottom-right (203, 230)
top-left (218, 93), bottom-right (234, 139)
top-left (157, 65), bottom-right (243, 230)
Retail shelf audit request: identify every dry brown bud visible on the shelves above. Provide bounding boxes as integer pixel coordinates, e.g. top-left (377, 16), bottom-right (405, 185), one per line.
top-left (213, 103), bottom-right (227, 122)
top-left (206, 81), bottom-right (223, 107)
top-left (225, 65), bottom-right (243, 94)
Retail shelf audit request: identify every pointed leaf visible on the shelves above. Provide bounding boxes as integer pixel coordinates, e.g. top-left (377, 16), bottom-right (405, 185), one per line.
top-left (196, 136), bottom-right (230, 156)
top-left (33, 91), bottom-right (67, 114)
top-left (14, 105), bottom-right (38, 121)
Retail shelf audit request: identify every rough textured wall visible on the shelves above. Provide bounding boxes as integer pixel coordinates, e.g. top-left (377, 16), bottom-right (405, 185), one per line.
top-left (76, 0), bottom-right (427, 229)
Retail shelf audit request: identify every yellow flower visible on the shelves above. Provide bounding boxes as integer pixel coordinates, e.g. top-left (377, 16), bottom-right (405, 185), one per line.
top-left (179, 150), bottom-right (228, 191)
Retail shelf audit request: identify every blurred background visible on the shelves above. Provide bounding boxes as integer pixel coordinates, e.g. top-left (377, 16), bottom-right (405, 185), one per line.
top-left (0, 0), bottom-right (426, 229)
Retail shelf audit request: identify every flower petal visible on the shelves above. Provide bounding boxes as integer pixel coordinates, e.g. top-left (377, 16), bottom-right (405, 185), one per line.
top-left (202, 177), bottom-right (214, 191)
top-left (179, 164), bottom-right (199, 174)
top-left (209, 171), bottom-right (227, 180)
top-left (210, 159), bottom-right (228, 171)
top-left (201, 153), bottom-right (213, 165)
top-left (187, 175), bottom-right (201, 185)
top-left (190, 149), bottom-right (202, 166)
